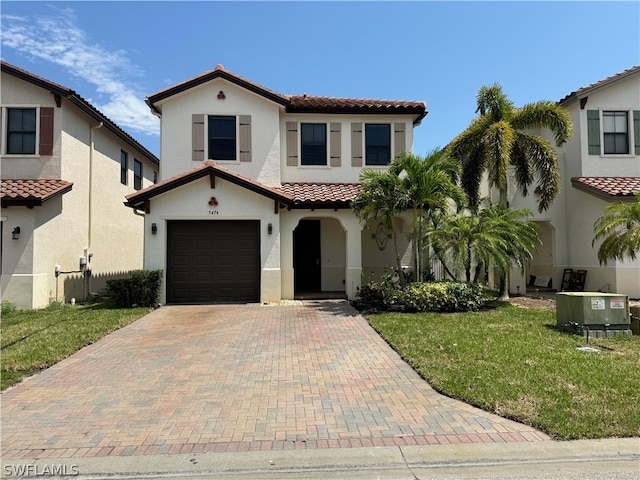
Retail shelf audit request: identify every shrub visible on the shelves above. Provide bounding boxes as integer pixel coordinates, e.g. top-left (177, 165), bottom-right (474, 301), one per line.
top-left (1, 300), bottom-right (18, 315)
top-left (105, 269), bottom-right (163, 308)
top-left (355, 278), bottom-right (486, 313)
top-left (395, 281), bottom-right (486, 313)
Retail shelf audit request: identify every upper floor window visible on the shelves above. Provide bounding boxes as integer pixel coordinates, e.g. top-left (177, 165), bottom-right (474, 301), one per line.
top-left (301, 123), bottom-right (327, 165)
top-left (602, 111), bottom-right (629, 154)
top-left (134, 159), bottom-right (142, 190)
top-left (120, 150), bottom-right (128, 185)
top-left (365, 124), bottom-right (391, 165)
top-left (7, 108), bottom-right (36, 154)
top-left (208, 115), bottom-right (236, 160)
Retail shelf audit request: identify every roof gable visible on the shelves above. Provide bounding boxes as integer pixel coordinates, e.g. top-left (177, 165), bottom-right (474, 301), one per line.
top-left (559, 65), bottom-right (640, 106)
top-left (1, 61), bottom-right (159, 166)
top-left (146, 65), bottom-right (427, 124)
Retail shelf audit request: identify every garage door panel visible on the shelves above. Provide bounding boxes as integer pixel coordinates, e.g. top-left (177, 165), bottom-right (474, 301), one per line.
top-left (167, 220), bottom-right (260, 304)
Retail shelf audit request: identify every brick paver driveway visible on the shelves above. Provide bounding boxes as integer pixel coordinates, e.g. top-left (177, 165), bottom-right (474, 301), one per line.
top-left (1, 301), bottom-right (548, 459)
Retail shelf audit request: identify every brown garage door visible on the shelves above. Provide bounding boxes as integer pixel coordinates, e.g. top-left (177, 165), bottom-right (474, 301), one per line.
top-left (167, 220), bottom-right (260, 304)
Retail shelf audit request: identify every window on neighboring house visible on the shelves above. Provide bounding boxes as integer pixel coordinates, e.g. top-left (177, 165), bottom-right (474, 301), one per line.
top-left (301, 123), bottom-right (327, 165)
top-left (208, 115), bottom-right (236, 160)
top-left (603, 111), bottom-right (629, 154)
top-left (365, 124), bottom-right (391, 165)
top-left (134, 159), bottom-right (142, 190)
top-left (120, 151), bottom-right (128, 185)
top-left (7, 108), bottom-right (36, 154)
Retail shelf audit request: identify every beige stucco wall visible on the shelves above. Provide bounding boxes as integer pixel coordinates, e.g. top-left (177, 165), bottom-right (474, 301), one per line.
top-left (509, 71), bottom-right (640, 299)
top-left (141, 175), bottom-right (282, 304)
top-left (156, 79), bottom-right (283, 185)
top-left (1, 73), bottom-right (157, 309)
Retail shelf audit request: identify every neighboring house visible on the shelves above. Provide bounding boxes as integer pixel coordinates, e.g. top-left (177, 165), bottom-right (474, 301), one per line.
top-left (1, 61), bottom-right (160, 309)
top-left (508, 65), bottom-right (640, 298)
top-left (125, 65), bottom-right (426, 304)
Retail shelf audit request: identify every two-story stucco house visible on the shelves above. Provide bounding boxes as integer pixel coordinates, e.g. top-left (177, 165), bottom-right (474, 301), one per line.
top-left (1, 61), bottom-right (160, 309)
top-left (125, 65), bottom-right (426, 304)
top-left (509, 65), bottom-right (640, 298)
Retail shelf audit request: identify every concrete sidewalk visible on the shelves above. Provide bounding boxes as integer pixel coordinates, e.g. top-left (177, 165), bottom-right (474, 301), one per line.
top-left (2, 438), bottom-right (638, 479)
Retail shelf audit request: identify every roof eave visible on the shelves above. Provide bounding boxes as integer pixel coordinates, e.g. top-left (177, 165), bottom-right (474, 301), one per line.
top-left (570, 178), bottom-right (638, 202)
top-left (1, 183), bottom-right (73, 208)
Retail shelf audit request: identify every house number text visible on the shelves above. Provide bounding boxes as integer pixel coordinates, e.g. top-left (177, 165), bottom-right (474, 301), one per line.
top-left (208, 210), bottom-right (219, 215)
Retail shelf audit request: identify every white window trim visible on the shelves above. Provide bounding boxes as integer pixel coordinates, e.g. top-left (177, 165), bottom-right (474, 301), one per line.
top-left (2, 105), bottom-right (41, 157)
top-left (597, 108), bottom-right (636, 158)
top-left (299, 121), bottom-right (330, 168)
top-left (205, 113), bottom-right (241, 163)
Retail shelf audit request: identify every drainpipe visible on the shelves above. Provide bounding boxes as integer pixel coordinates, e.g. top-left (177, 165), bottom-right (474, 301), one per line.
top-left (86, 121), bottom-right (103, 300)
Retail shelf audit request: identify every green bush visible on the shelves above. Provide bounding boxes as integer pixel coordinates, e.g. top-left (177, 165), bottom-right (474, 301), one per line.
top-left (395, 281), bottom-right (486, 313)
top-left (1, 300), bottom-right (18, 315)
top-left (355, 277), bottom-right (486, 313)
top-left (105, 269), bottom-right (163, 308)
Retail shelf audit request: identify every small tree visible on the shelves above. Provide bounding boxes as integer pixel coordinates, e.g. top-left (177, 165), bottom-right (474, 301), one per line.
top-left (430, 202), bottom-right (540, 289)
top-left (593, 193), bottom-right (640, 264)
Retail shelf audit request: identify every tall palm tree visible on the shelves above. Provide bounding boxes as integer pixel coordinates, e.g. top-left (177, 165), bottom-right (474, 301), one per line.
top-left (389, 150), bottom-right (466, 280)
top-left (429, 202), bottom-right (540, 287)
top-left (446, 84), bottom-right (573, 213)
top-left (593, 193), bottom-right (640, 264)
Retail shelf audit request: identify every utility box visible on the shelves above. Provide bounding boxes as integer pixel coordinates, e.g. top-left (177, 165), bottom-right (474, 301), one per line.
top-left (556, 292), bottom-right (631, 338)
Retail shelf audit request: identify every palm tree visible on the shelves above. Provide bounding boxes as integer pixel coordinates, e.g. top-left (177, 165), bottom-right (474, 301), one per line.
top-left (351, 150), bottom-right (466, 285)
top-left (429, 202), bottom-right (540, 288)
top-left (388, 150), bottom-right (466, 280)
top-left (446, 84), bottom-right (573, 213)
top-left (593, 193), bottom-right (640, 264)
top-left (352, 167), bottom-right (409, 285)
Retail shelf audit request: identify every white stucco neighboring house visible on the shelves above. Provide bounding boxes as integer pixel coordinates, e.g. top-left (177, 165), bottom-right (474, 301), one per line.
top-left (125, 65), bottom-right (426, 304)
top-left (508, 65), bottom-right (640, 298)
top-left (1, 61), bottom-right (160, 309)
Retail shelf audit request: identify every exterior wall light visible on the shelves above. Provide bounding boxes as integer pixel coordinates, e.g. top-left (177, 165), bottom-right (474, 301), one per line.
top-left (11, 226), bottom-right (20, 240)
top-left (268, 223), bottom-right (273, 235)
top-left (151, 223), bottom-right (158, 235)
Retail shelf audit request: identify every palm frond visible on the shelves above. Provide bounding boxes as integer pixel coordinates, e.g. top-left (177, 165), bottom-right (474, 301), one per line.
top-left (513, 133), bottom-right (560, 212)
top-left (512, 101), bottom-right (573, 147)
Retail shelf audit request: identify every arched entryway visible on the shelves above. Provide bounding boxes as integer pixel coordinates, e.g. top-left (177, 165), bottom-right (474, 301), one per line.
top-left (293, 217), bottom-right (346, 299)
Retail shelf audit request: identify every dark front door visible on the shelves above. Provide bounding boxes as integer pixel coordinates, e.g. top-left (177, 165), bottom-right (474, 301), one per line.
top-left (166, 220), bottom-right (260, 304)
top-left (294, 220), bottom-right (321, 292)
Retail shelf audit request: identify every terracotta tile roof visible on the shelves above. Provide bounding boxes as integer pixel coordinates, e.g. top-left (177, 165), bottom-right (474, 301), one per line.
top-left (1, 179), bottom-right (73, 207)
top-left (125, 160), bottom-right (290, 209)
top-left (571, 177), bottom-right (640, 200)
top-left (559, 65), bottom-right (640, 105)
top-left (287, 95), bottom-right (427, 122)
top-left (279, 183), bottom-right (361, 207)
top-left (1, 61), bottom-right (159, 165)
top-left (146, 64), bottom-right (427, 124)
top-left (125, 160), bottom-right (362, 210)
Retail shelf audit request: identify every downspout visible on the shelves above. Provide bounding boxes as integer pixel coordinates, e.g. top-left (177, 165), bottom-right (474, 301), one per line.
top-left (87, 121), bottom-right (103, 300)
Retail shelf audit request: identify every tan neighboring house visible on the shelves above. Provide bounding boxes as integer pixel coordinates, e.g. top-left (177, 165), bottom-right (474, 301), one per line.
top-left (509, 65), bottom-right (640, 298)
top-left (1, 61), bottom-right (160, 309)
top-left (125, 65), bottom-right (426, 304)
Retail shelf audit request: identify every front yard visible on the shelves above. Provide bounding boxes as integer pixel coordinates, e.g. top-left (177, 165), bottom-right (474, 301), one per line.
top-left (1, 301), bottom-right (152, 391)
top-left (368, 301), bottom-right (640, 440)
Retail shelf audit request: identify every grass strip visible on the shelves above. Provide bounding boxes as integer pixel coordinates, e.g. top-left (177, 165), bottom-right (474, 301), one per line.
top-left (368, 302), bottom-right (640, 440)
top-left (1, 301), bottom-right (152, 391)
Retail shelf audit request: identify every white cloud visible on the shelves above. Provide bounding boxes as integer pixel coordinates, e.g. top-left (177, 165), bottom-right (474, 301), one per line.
top-left (1, 9), bottom-right (159, 137)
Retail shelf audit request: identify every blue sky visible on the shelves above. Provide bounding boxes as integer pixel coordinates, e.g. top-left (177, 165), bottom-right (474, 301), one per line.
top-left (1, 1), bottom-right (638, 158)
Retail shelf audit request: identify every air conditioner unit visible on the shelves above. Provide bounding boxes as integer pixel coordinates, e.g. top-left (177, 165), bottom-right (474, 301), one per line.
top-left (556, 292), bottom-right (631, 338)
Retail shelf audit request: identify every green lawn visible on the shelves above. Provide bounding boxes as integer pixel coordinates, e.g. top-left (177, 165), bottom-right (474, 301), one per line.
top-left (1, 301), bottom-right (152, 391)
top-left (368, 303), bottom-right (640, 440)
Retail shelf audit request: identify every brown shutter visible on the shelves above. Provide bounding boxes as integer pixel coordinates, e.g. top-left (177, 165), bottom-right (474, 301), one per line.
top-left (394, 122), bottom-right (406, 157)
top-left (192, 114), bottom-right (205, 161)
top-left (330, 122), bottom-right (341, 167)
top-left (351, 123), bottom-right (363, 166)
top-left (286, 121), bottom-right (298, 166)
top-left (39, 107), bottom-right (54, 156)
top-left (239, 115), bottom-right (251, 162)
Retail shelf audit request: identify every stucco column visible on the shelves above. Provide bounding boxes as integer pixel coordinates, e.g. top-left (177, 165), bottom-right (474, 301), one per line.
top-left (342, 215), bottom-right (362, 300)
top-left (280, 212), bottom-right (295, 299)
